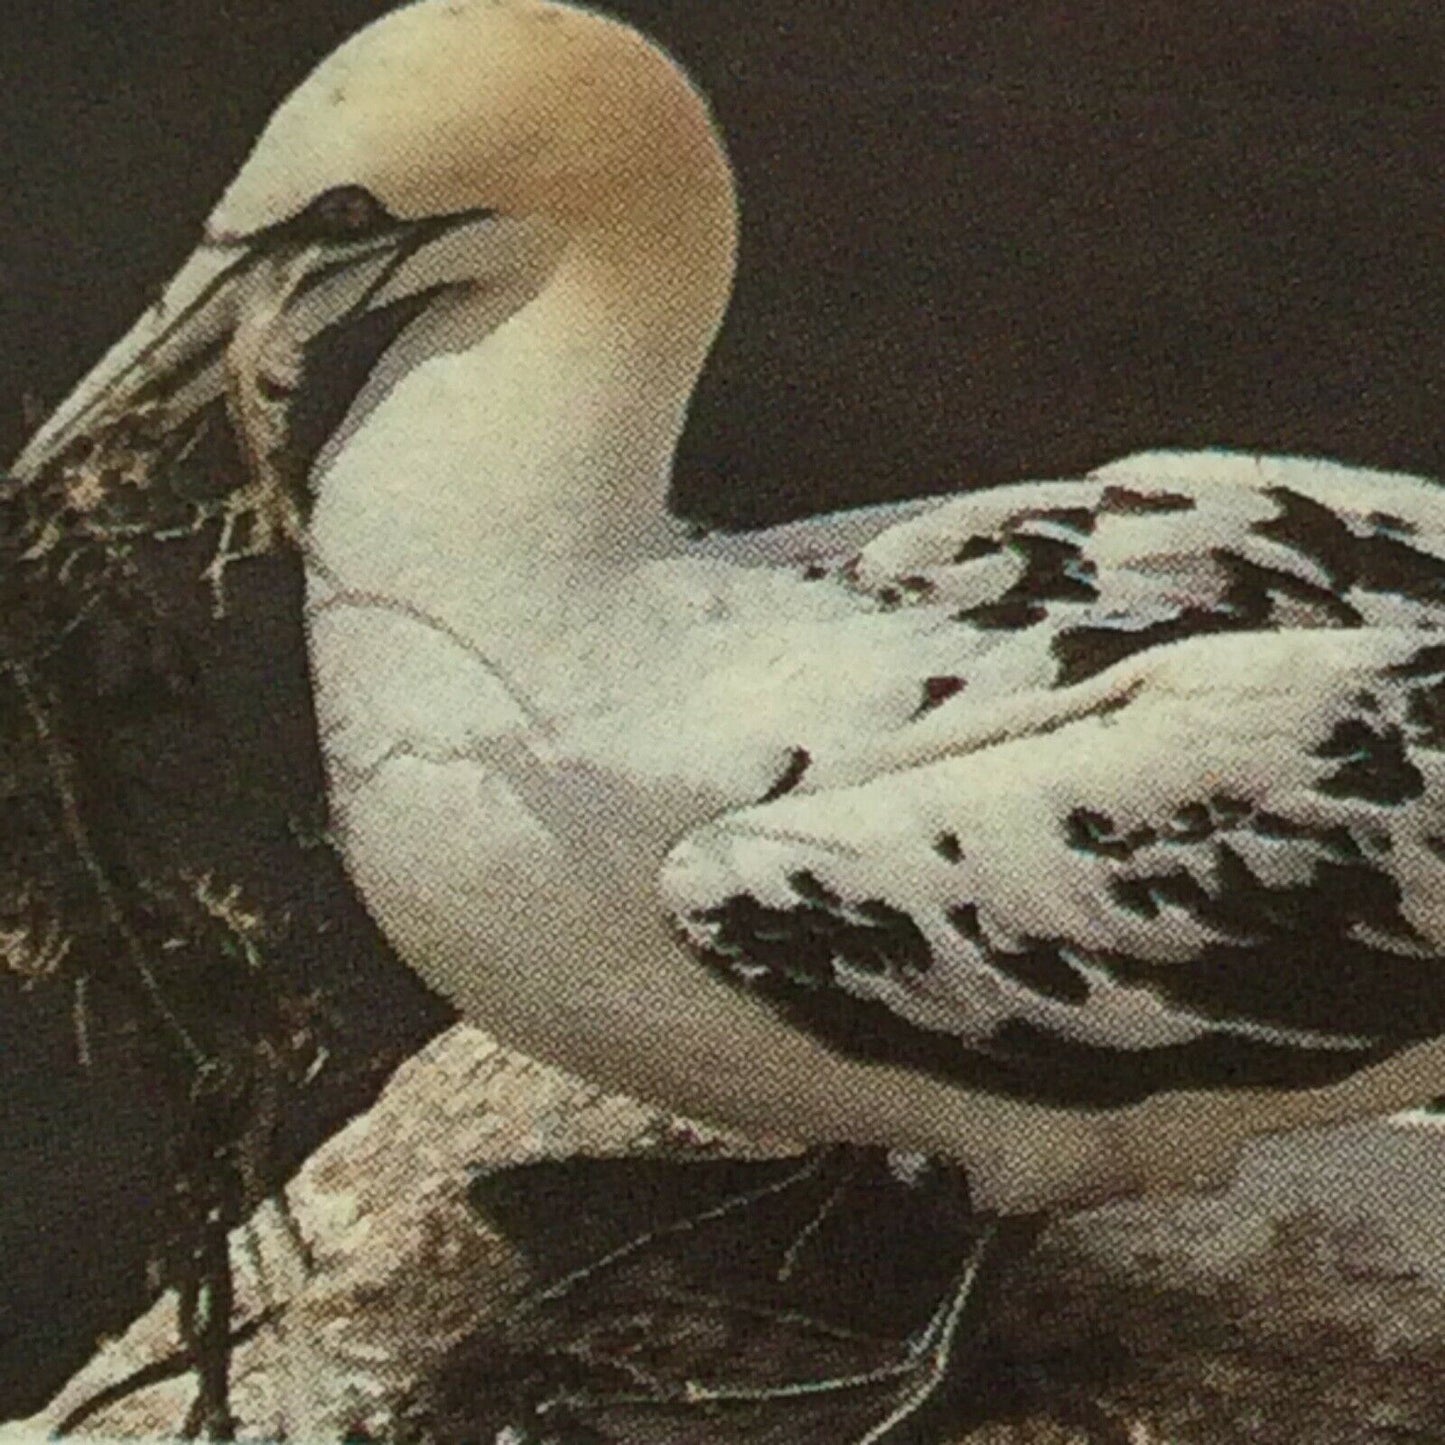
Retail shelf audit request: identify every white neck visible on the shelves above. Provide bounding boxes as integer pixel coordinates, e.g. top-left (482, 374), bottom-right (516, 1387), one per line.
top-left (304, 205), bottom-right (735, 644)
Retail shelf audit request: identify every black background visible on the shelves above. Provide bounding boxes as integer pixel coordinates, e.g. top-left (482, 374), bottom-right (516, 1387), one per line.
top-left (1, 0), bottom-right (1442, 1417)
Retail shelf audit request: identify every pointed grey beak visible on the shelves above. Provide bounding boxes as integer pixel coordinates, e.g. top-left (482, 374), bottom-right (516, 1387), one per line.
top-left (12, 203), bottom-right (507, 489)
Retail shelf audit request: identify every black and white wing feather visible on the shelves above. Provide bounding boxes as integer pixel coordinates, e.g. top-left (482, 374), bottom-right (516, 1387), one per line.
top-left (664, 627), bottom-right (1445, 1107)
top-left (693, 451), bottom-right (1445, 715)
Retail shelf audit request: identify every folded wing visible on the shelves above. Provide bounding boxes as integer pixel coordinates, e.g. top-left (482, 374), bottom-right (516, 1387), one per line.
top-left (663, 627), bottom-right (1445, 1107)
top-left (691, 451), bottom-right (1445, 717)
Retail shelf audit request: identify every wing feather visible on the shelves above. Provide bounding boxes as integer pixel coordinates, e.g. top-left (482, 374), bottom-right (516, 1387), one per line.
top-left (663, 627), bottom-right (1445, 1107)
top-left (696, 451), bottom-right (1445, 699)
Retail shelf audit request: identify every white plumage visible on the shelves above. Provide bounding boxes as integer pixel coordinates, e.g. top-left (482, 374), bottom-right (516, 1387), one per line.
top-left (312, 438), bottom-right (1445, 1211)
top-left (16, 0), bottom-right (1445, 1218)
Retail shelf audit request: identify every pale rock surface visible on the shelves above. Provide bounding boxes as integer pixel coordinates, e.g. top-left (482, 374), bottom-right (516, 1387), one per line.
top-left (7, 1025), bottom-right (1445, 1443)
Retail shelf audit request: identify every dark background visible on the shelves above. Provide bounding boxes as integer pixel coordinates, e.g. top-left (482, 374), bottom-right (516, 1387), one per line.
top-left (1, 0), bottom-right (1441, 1418)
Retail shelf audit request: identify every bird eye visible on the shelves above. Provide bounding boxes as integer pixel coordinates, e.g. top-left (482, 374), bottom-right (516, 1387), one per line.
top-left (293, 185), bottom-right (397, 242)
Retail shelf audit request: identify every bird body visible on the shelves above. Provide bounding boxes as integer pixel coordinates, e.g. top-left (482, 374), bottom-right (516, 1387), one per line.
top-left (310, 443), bottom-right (1445, 1212)
top-left (14, 0), bottom-right (1445, 1219)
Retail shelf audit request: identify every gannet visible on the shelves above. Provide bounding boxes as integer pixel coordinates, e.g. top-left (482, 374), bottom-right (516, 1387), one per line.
top-left (12, 0), bottom-right (1445, 1430)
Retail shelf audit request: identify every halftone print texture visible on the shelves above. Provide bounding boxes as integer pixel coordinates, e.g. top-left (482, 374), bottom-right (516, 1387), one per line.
top-left (3, 2), bottom-right (1444, 1440)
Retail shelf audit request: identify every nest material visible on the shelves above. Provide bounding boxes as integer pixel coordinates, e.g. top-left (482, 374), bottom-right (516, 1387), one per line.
top-left (0, 293), bottom-right (331, 1436)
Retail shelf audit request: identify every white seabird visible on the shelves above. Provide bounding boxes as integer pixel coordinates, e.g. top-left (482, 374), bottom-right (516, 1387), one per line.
top-left (14, 0), bottom-right (1445, 1425)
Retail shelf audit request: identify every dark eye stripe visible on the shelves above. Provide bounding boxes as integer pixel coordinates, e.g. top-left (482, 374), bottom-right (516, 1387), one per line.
top-left (295, 185), bottom-right (398, 241)
top-left (219, 189), bottom-right (500, 254)
top-left (252, 185), bottom-right (401, 247)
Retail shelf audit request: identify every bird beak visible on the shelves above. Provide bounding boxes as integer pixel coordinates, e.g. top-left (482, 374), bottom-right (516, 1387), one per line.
top-left (12, 205), bottom-right (511, 491)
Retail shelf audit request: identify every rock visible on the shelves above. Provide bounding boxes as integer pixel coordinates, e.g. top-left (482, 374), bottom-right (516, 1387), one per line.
top-left (3, 1026), bottom-right (782, 1442)
top-left (8, 1026), bottom-right (1445, 1444)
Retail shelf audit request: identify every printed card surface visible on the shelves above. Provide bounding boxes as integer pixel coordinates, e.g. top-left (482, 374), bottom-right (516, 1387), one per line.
top-left (3, 3), bottom-right (1443, 1441)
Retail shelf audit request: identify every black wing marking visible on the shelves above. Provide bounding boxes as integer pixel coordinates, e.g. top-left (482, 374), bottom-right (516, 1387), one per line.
top-left (813, 453), bottom-right (1445, 692)
top-left (663, 629), bottom-right (1445, 1108)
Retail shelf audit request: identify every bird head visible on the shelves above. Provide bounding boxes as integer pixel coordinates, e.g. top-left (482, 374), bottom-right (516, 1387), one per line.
top-left (15, 0), bottom-right (737, 508)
